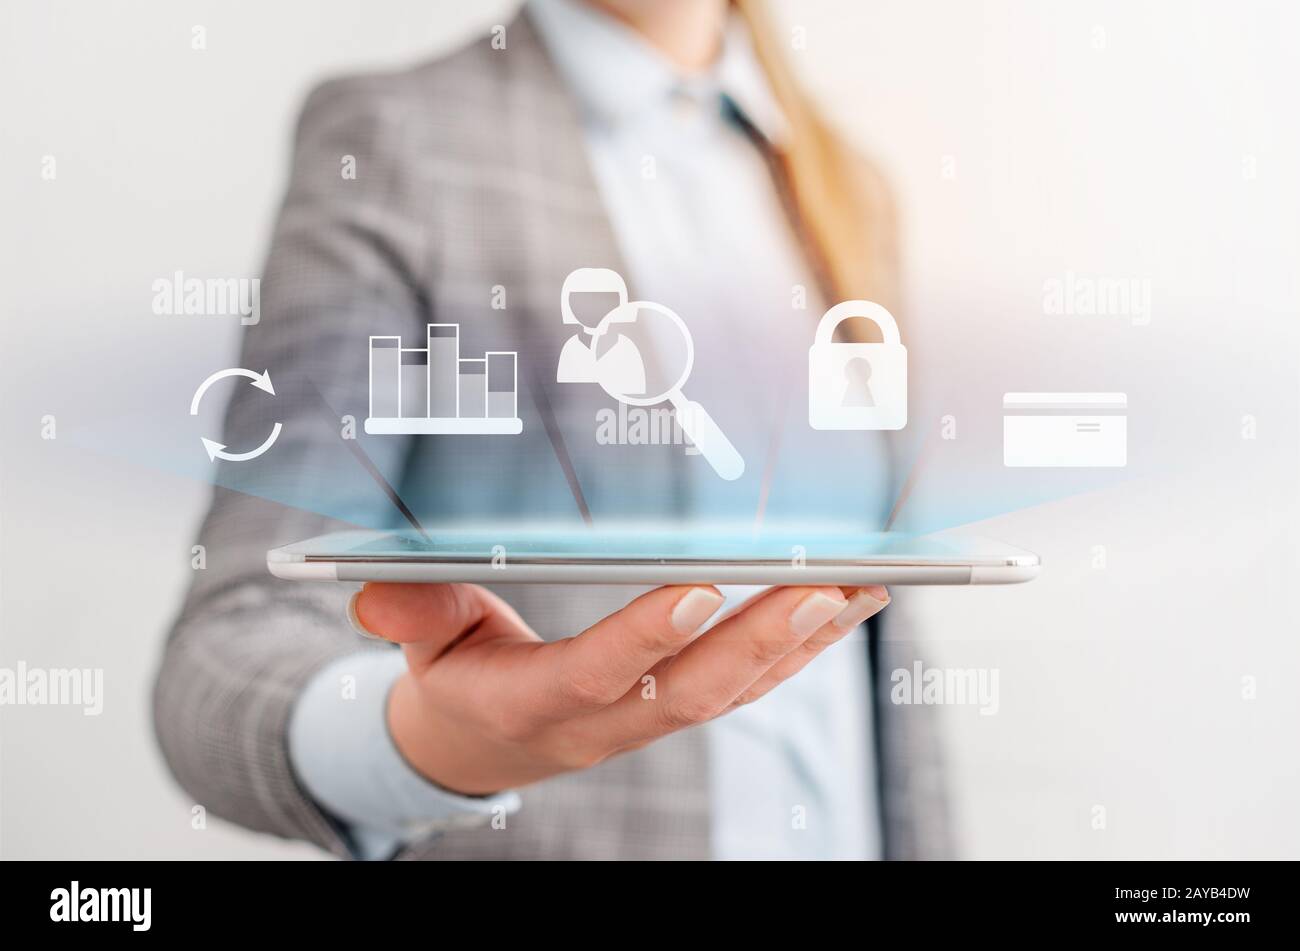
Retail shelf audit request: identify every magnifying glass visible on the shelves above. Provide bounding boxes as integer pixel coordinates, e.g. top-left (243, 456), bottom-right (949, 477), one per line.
top-left (591, 301), bottom-right (745, 481)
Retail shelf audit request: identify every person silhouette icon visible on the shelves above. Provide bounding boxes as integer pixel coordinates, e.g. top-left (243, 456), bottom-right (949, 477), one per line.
top-left (841, 357), bottom-right (875, 407)
top-left (556, 267), bottom-right (646, 393)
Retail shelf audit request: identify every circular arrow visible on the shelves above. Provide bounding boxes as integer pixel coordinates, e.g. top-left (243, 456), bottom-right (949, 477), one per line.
top-left (190, 367), bottom-right (275, 415)
top-left (191, 368), bottom-right (281, 462)
top-left (201, 423), bottom-right (282, 462)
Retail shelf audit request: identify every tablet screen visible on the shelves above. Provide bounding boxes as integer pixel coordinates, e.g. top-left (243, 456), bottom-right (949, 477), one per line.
top-left (323, 527), bottom-right (1032, 566)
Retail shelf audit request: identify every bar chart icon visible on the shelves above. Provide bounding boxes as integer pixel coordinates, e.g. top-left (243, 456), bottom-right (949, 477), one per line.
top-left (365, 324), bottom-right (522, 435)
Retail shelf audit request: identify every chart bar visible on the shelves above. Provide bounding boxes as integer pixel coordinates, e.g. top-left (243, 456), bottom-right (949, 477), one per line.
top-left (368, 337), bottom-right (400, 419)
top-left (400, 349), bottom-right (428, 418)
top-left (427, 324), bottom-right (459, 419)
top-left (364, 324), bottom-right (520, 436)
top-left (486, 352), bottom-right (517, 419)
top-left (458, 359), bottom-right (486, 418)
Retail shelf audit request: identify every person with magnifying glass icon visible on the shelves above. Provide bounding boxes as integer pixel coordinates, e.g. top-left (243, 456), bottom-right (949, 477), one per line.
top-left (559, 267), bottom-right (745, 480)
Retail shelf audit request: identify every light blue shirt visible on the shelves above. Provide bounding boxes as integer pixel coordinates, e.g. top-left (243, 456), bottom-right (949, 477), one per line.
top-left (289, 0), bottom-right (879, 861)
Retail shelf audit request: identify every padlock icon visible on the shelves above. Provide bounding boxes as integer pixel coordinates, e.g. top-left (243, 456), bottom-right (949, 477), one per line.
top-left (808, 300), bottom-right (907, 430)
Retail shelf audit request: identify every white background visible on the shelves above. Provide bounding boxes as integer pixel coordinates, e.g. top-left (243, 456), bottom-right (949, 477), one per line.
top-left (1, 0), bottom-right (1296, 859)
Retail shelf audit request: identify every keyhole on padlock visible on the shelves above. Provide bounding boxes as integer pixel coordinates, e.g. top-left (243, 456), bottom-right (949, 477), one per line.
top-left (841, 357), bottom-right (875, 407)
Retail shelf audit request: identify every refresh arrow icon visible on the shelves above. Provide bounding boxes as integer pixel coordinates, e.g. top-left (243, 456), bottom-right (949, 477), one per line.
top-left (191, 368), bottom-right (282, 462)
top-left (190, 367), bottom-right (275, 414)
top-left (200, 424), bottom-right (283, 462)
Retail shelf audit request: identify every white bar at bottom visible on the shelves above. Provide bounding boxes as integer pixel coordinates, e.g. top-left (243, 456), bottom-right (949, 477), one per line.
top-left (365, 417), bottom-right (522, 435)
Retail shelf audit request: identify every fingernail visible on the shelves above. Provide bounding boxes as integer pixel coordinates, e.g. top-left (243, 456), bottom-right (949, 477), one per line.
top-left (789, 592), bottom-right (847, 637)
top-left (671, 588), bottom-right (726, 635)
top-left (346, 590), bottom-right (386, 641)
top-left (834, 587), bottom-right (890, 630)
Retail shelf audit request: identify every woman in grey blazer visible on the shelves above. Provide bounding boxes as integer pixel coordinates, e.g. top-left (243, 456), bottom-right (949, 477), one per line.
top-left (154, 0), bottom-right (951, 860)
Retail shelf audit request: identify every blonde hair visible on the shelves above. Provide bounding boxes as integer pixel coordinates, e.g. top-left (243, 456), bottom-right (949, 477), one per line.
top-left (734, 0), bottom-right (900, 332)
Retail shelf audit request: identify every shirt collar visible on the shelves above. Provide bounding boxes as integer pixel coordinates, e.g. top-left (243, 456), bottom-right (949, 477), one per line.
top-left (527, 0), bottom-right (789, 145)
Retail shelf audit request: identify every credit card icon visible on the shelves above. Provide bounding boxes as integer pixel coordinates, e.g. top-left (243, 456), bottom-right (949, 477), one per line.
top-left (1002, 393), bottom-right (1127, 468)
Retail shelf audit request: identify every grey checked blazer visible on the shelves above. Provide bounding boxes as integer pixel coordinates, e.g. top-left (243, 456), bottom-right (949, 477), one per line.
top-left (153, 10), bottom-right (952, 860)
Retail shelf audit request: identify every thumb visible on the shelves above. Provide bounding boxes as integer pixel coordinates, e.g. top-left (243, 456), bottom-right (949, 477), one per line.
top-left (351, 582), bottom-right (496, 671)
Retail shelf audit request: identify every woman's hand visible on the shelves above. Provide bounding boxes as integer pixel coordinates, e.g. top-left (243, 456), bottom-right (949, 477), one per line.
top-left (350, 582), bottom-right (889, 796)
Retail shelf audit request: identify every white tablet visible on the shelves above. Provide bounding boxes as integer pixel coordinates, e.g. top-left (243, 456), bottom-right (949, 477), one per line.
top-left (268, 528), bottom-right (1039, 586)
